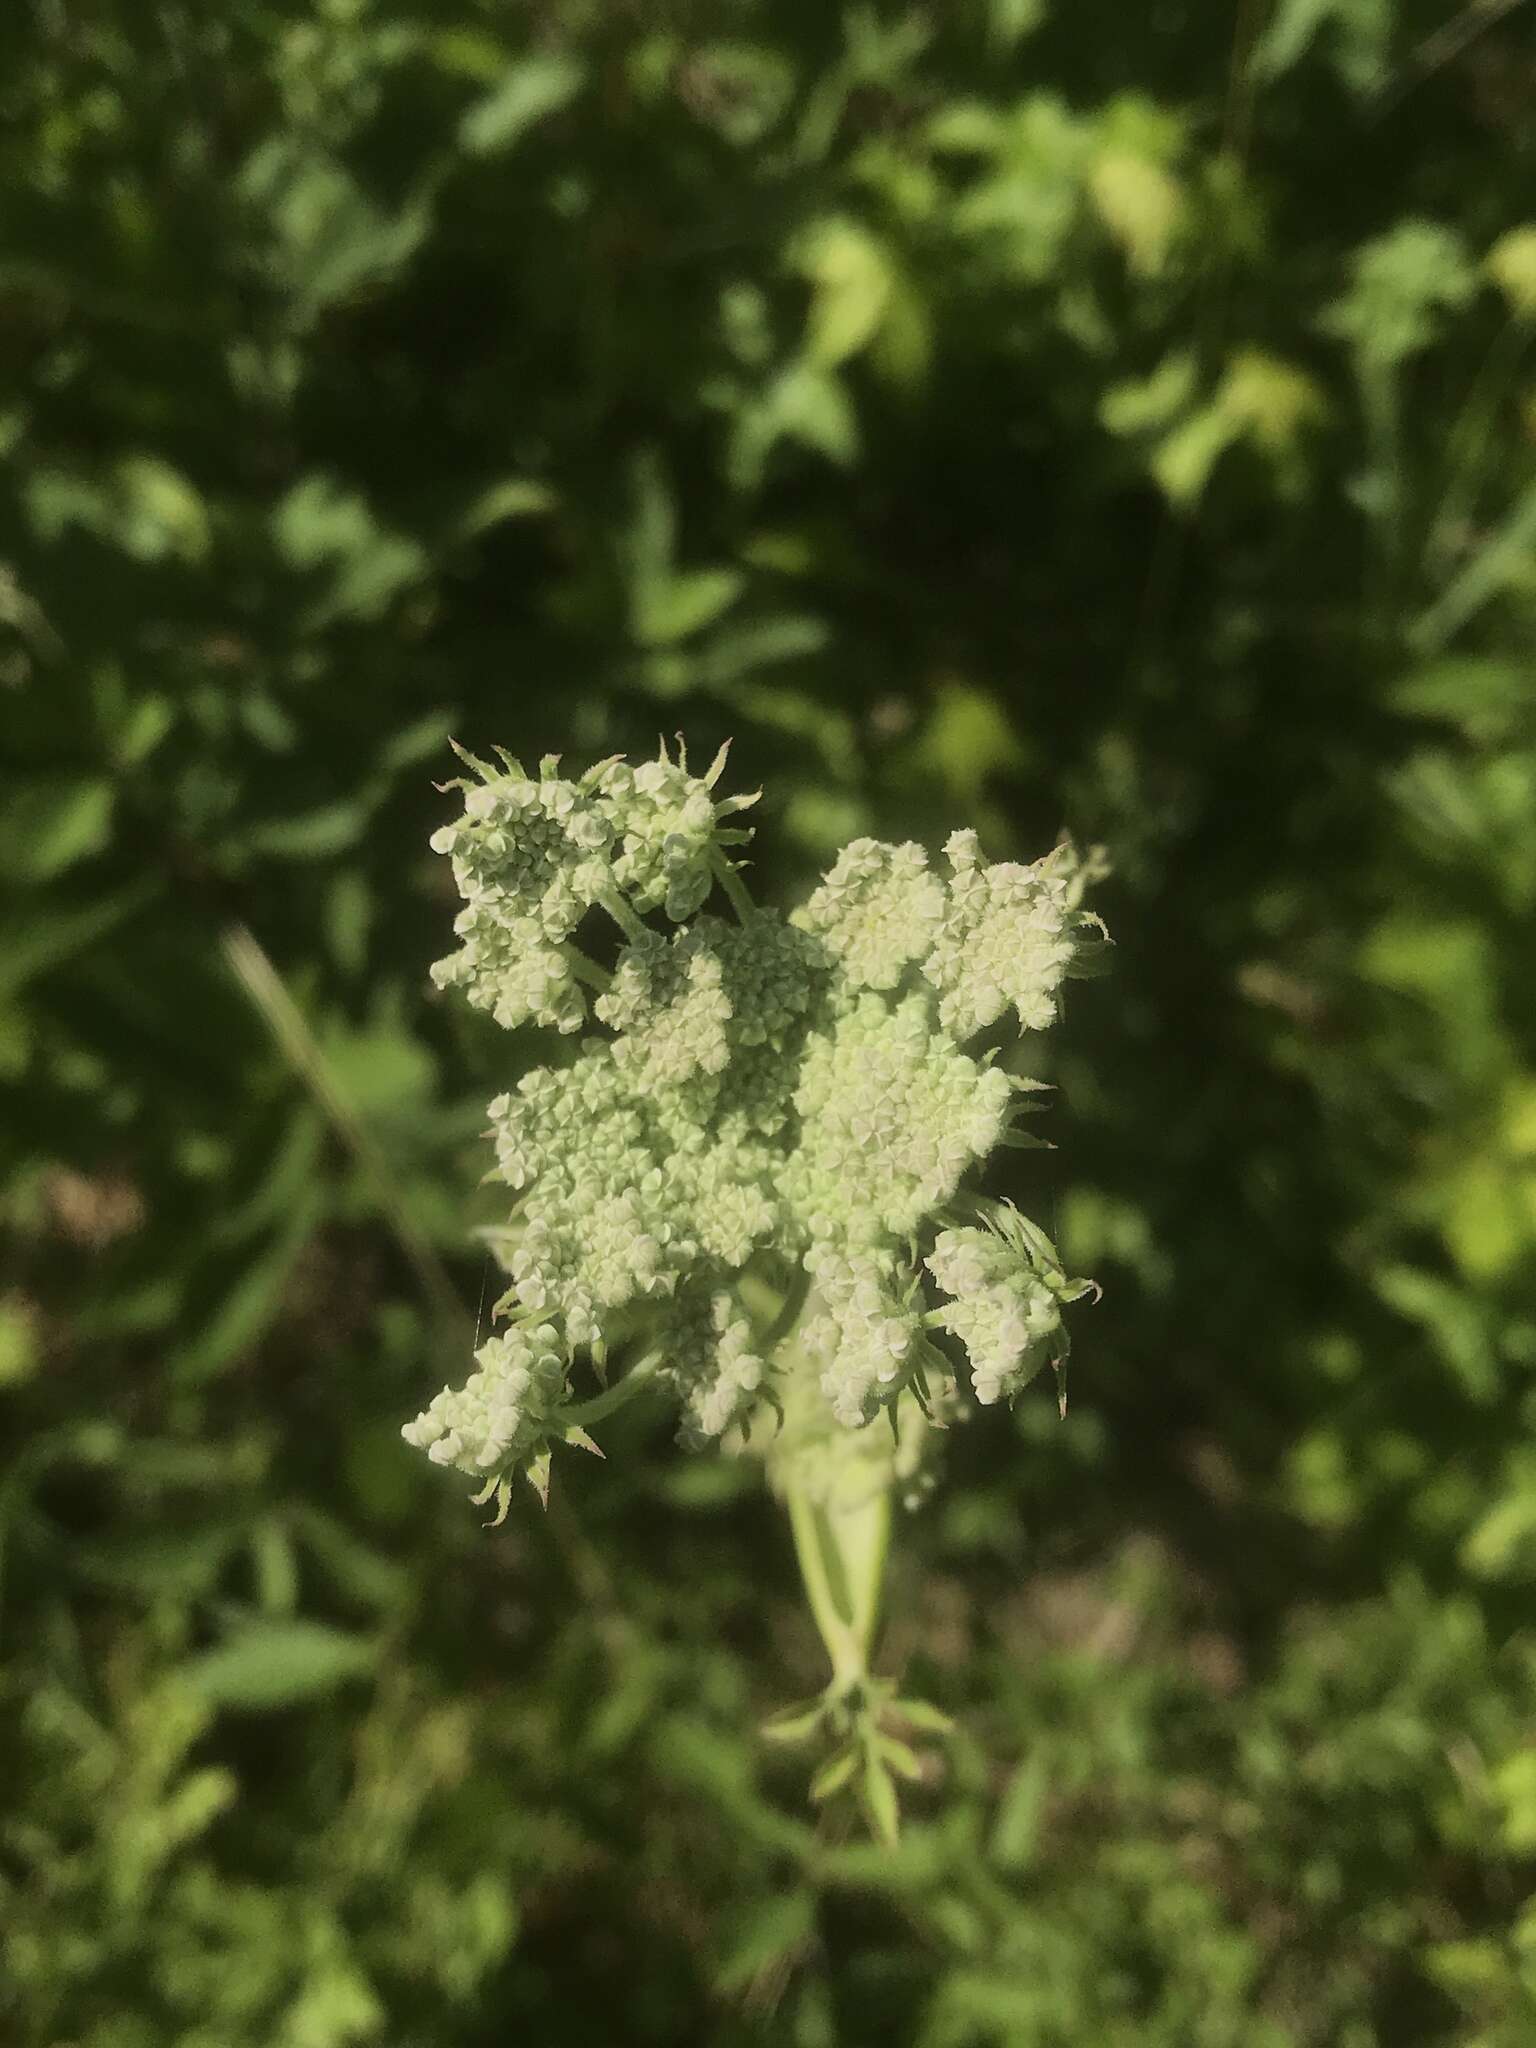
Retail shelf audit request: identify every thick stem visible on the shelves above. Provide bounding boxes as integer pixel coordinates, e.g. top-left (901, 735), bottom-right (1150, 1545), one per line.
top-left (776, 1291), bottom-right (893, 1696)
top-left (786, 1480), bottom-right (892, 1694)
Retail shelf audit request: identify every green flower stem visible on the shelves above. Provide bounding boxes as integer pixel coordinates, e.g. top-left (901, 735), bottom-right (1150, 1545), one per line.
top-left (758, 1264), bottom-right (811, 1354)
top-left (711, 854), bottom-right (756, 926)
top-left (562, 1348), bottom-right (666, 1431)
top-left (562, 943), bottom-right (612, 993)
top-left (784, 1477), bottom-right (891, 1696)
top-left (597, 886), bottom-right (649, 946)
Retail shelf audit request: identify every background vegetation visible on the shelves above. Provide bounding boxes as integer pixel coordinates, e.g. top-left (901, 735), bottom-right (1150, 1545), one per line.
top-left (4, 1), bottom-right (1536, 2041)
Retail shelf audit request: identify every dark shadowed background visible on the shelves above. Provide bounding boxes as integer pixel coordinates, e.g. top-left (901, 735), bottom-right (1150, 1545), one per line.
top-left (4, 2), bottom-right (1536, 2042)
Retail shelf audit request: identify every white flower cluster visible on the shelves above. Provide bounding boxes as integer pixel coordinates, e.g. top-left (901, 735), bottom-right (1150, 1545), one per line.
top-left (925, 830), bottom-right (1098, 1040)
top-left (660, 1284), bottom-right (766, 1447)
top-left (428, 760), bottom-right (611, 1034)
top-left (925, 1214), bottom-right (1078, 1405)
top-left (429, 742), bottom-right (756, 1034)
top-left (790, 830), bottom-right (1104, 1041)
top-left (589, 753), bottom-right (758, 921)
top-left (401, 1322), bottom-right (566, 1474)
top-left (489, 1050), bottom-right (717, 1348)
top-left (408, 742), bottom-right (1103, 1501)
top-left (596, 926), bottom-right (733, 1090)
top-left (791, 838), bottom-right (945, 990)
top-left (801, 1245), bottom-right (921, 1426)
top-left (785, 993), bottom-right (1013, 1249)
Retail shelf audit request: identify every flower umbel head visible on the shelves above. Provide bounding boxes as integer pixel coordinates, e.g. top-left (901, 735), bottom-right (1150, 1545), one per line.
top-left (411, 742), bottom-right (1106, 1508)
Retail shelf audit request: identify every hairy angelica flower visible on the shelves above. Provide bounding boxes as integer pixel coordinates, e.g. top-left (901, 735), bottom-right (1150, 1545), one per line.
top-left (409, 741), bottom-right (1106, 1508)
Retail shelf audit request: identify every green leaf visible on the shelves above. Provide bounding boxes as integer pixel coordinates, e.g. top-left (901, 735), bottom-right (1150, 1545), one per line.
top-left (760, 1698), bottom-right (829, 1746)
top-left (1089, 150), bottom-right (1182, 276)
top-left (0, 777), bottom-right (113, 883)
top-left (0, 882), bottom-right (155, 998)
top-left (798, 217), bottom-right (893, 366)
top-left (0, 1297), bottom-right (40, 1388)
top-left (238, 799), bottom-right (369, 861)
top-left (1487, 225), bottom-right (1536, 320)
top-left (1462, 1463), bottom-right (1536, 1579)
top-left (240, 141), bottom-right (430, 319)
top-left (1371, 1264), bottom-right (1498, 1402)
top-left (1324, 220), bottom-right (1475, 372)
top-left (715, 1891), bottom-right (815, 1993)
top-left (452, 477), bottom-right (556, 542)
top-left (25, 456), bottom-right (209, 563)
top-left (1101, 351), bottom-right (1199, 437)
top-left (633, 567), bottom-right (744, 646)
top-left (1412, 479), bottom-right (1536, 654)
top-left (809, 1747), bottom-right (858, 1802)
top-left (252, 1517), bottom-right (299, 1615)
top-left (1387, 659), bottom-right (1536, 743)
top-left (1250, 0), bottom-right (1392, 94)
top-left (914, 680), bottom-right (1027, 805)
top-left (274, 476), bottom-right (427, 626)
top-left (891, 1697), bottom-right (955, 1737)
top-left (179, 1618), bottom-right (377, 1709)
top-left (876, 1734), bottom-right (924, 1782)
top-left (169, 1197), bottom-right (321, 1385)
top-left (988, 0), bottom-right (1045, 49)
top-left (459, 55), bottom-right (584, 155)
top-left (291, 1505), bottom-right (409, 1611)
top-left (990, 1748), bottom-right (1049, 1870)
top-left (1152, 403), bottom-right (1240, 507)
top-left (72, 1523), bottom-right (249, 1598)
top-left (862, 1751), bottom-right (900, 1845)
top-left (731, 362), bottom-right (858, 488)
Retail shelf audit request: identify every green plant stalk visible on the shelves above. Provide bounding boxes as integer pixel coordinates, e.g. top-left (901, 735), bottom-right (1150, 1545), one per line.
top-left (783, 1471), bottom-right (891, 1696)
top-left (561, 1348), bottom-right (665, 1430)
top-left (711, 852), bottom-right (757, 926)
top-left (1359, 354), bottom-right (1405, 632)
top-left (1412, 473), bottom-right (1536, 654)
top-left (562, 942), bottom-right (612, 992)
top-left (1423, 314), bottom-right (1529, 580)
top-left (222, 922), bottom-right (467, 1345)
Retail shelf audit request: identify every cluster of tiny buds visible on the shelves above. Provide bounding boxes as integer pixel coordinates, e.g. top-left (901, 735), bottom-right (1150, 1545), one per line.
top-left (401, 1323), bottom-right (566, 1475)
top-left (405, 740), bottom-right (1106, 1507)
top-left (926, 1207), bottom-right (1099, 1406)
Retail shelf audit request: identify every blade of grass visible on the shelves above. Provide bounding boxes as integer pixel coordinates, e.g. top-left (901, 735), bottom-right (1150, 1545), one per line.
top-left (221, 922), bottom-right (468, 1345)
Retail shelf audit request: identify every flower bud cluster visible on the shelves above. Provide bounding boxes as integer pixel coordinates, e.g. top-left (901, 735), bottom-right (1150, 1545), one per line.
top-left (596, 928), bottom-right (733, 1090)
top-left (801, 1245), bottom-right (921, 1425)
top-left (587, 746), bottom-right (758, 922)
top-left (925, 1224), bottom-right (1065, 1405)
top-left (410, 744), bottom-right (1104, 1503)
top-left (429, 758), bottom-right (613, 1033)
top-left (791, 838), bottom-right (945, 991)
top-left (402, 1323), bottom-right (567, 1475)
top-left (923, 831), bottom-right (1100, 1041)
top-left (429, 742), bottom-right (759, 1033)
top-left (661, 1284), bottom-right (766, 1446)
top-left (785, 994), bottom-right (1012, 1247)
top-left (489, 1053), bottom-right (694, 1347)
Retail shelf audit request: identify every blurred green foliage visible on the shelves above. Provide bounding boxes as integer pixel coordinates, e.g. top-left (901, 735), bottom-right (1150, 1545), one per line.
top-left (3, 0), bottom-right (1536, 2040)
